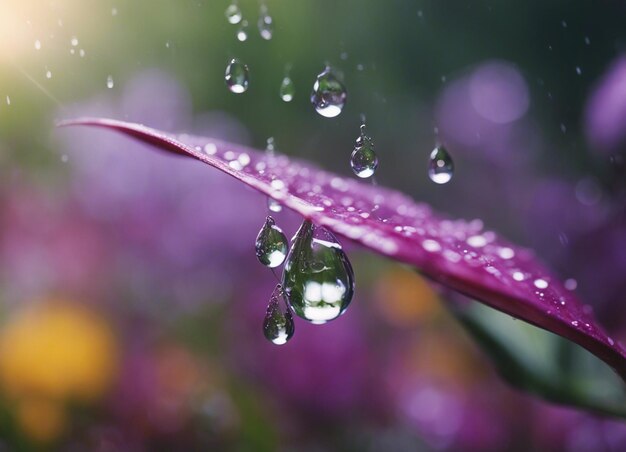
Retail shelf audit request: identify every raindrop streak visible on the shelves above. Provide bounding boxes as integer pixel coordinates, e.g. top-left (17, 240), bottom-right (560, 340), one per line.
top-left (236, 20), bottom-right (249, 42)
top-left (280, 75), bottom-right (295, 102)
top-left (263, 284), bottom-right (295, 345)
top-left (258, 4), bottom-right (273, 40)
top-left (255, 216), bottom-right (288, 268)
top-left (351, 124), bottom-right (379, 178)
top-left (106, 75), bottom-right (114, 89)
top-left (428, 145), bottom-right (454, 184)
top-left (225, 2), bottom-right (242, 24)
top-left (225, 58), bottom-right (249, 93)
top-left (310, 66), bottom-right (347, 118)
top-left (282, 220), bottom-right (355, 324)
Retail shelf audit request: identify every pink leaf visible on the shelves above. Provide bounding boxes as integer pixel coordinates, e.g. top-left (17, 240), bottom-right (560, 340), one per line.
top-left (58, 117), bottom-right (626, 380)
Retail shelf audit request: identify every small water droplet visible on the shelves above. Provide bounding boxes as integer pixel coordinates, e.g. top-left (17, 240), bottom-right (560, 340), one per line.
top-left (280, 76), bottom-right (295, 102)
top-left (263, 284), bottom-right (295, 345)
top-left (6, 96), bottom-right (10, 105)
top-left (70, 36), bottom-right (79, 46)
top-left (106, 75), bottom-right (114, 89)
top-left (255, 216), bottom-right (288, 268)
top-left (79, 48), bottom-right (86, 57)
top-left (225, 2), bottom-right (243, 24)
top-left (268, 198), bottom-right (282, 212)
top-left (34, 39), bottom-right (41, 50)
top-left (584, 36), bottom-right (590, 45)
top-left (45, 68), bottom-right (52, 79)
top-left (534, 278), bottom-right (549, 289)
top-left (575, 66), bottom-right (582, 75)
top-left (282, 220), bottom-right (355, 323)
top-left (225, 58), bottom-right (249, 93)
top-left (258, 4), bottom-right (273, 40)
top-left (111, 7), bottom-right (118, 16)
top-left (428, 145), bottom-right (454, 184)
top-left (236, 20), bottom-right (249, 41)
top-left (311, 66), bottom-right (347, 118)
top-left (350, 124), bottom-right (378, 178)
top-left (564, 278), bottom-right (577, 291)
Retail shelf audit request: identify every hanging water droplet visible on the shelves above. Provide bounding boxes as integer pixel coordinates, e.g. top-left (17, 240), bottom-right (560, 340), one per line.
top-left (428, 145), bottom-right (454, 184)
top-left (263, 284), bottom-right (295, 345)
top-left (255, 216), bottom-right (288, 268)
top-left (310, 66), bottom-right (347, 118)
top-left (280, 76), bottom-right (295, 102)
top-left (258, 4), bottom-right (273, 40)
top-left (282, 220), bottom-right (355, 324)
top-left (236, 20), bottom-right (249, 42)
top-left (225, 58), bottom-right (249, 94)
top-left (351, 124), bottom-right (378, 178)
top-left (225, 2), bottom-right (242, 24)
top-left (106, 75), bottom-right (114, 89)
top-left (268, 198), bottom-right (282, 213)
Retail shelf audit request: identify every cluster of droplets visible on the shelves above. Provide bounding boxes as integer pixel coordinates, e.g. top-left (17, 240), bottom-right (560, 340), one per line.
top-left (224, 1), bottom-right (273, 42)
top-left (350, 123), bottom-right (379, 178)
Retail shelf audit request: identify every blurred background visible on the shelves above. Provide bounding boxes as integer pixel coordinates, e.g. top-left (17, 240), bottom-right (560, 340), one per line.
top-left (0, 0), bottom-right (626, 450)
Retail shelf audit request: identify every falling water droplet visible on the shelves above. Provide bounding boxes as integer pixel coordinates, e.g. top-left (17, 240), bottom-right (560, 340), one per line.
top-left (428, 145), bottom-right (454, 184)
top-left (263, 284), bottom-right (295, 345)
top-left (282, 220), bottom-right (355, 324)
top-left (268, 198), bottom-right (282, 213)
top-left (310, 66), bottom-right (347, 118)
top-left (258, 4), bottom-right (273, 40)
top-left (105, 75), bottom-right (114, 89)
top-left (280, 76), bottom-right (295, 102)
top-left (351, 124), bottom-right (378, 178)
top-left (255, 216), bottom-right (288, 268)
top-left (236, 20), bottom-right (249, 42)
top-left (225, 58), bottom-right (249, 93)
top-left (34, 39), bottom-right (41, 50)
top-left (225, 2), bottom-right (242, 24)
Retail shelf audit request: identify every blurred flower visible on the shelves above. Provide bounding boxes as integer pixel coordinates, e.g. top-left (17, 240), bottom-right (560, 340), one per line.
top-left (0, 300), bottom-right (118, 442)
top-left (585, 55), bottom-right (626, 154)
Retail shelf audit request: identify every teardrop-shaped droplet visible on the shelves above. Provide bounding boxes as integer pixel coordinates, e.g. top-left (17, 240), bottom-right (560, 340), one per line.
top-left (428, 145), bottom-right (454, 184)
top-left (280, 76), bottom-right (295, 102)
top-left (255, 216), bottom-right (288, 268)
top-left (268, 197), bottom-right (282, 213)
top-left (310, 67), bottom-right (347, 118)
top-left (258, 5), bottom-right (273, 40)
top-left (225, 3), bottom-right (242, 24)
top-left (263, 284), bottom-right (295, 345)
top-left (106, 75), bottom-right (114, 89)
top-left (225, 58), bottom-right (249, 94)
top-left (236, 20), bottom-right (249, 42)
top-left (282, 220), bottom-right (355, 324)
top-left (351, 124), bottom-right (378, 178)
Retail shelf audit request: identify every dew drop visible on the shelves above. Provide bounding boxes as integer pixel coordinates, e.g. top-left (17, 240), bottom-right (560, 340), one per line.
top-left (268, 198), bottom-right (282, 213)
top-left (255, 216), bottom-right (288, 268)
top-left (310, 66), bottom-right (347, 118)
top-left (282, 220), bottom-right (355, 323)
top-left (106, 75), bottom-right (114, 89)
top-left (258, 4), bottom-right (273, 40)
top-left (428, 145), bottom-right (454, 184)
top-left (280, 76), bottom-right (295, 102)
top-left (225, 58), bottom-right (249, 94)
top-left (350, 124), bottom-right (378, 178)
top-left (263, 284), bottom-right (295, 345)
top-left (236, 20), bottom-right (249, 42)
top-left (225, 2), bottom-right (243, 24)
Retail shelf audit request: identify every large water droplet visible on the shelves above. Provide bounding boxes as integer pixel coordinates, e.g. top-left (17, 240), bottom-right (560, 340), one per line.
top-left (428, 145), bottom-right (454, 184)
top-left (263, 284), bottom-right (295, 345)
top-left (280, 76), bottom-right (295, 102)
top-left (225, 58), bottom-right (249, 94)
top-left (282, 220), bottom-right (355, 324)
top-left (225, 2), bottom-right (242, 24)
top-left (310, 66), bottom-right (347, 118)
top-left (258, 5), bottom-right (273, 40)
top-left (255, 216), bottom-right (288, 268)
top-left (351, 124), bottom-right (378, 178)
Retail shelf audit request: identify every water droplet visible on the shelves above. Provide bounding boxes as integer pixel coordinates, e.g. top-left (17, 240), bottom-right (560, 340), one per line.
top-left (255, 216), bottom-right (288, 268)
top-left (258, 4), bottom-right (273, 40)
top-left (268, 198), bottom-right (282, 212)
top-left (282, 220), bottom-right (355, 324)
top-left (534, 278), bottom-right (549, 289)
top-left (225, 2), bottom-right (242, 24)
top-left (225, 58), bottom-right (249, 94)
top-left (263, 284), bottom-right (295, 345)
top-left (6, 96), bottom-right (10, 105)
top-left (79, 49), bottom-right (86, 57)
top-left (350, 124), bottom-right (378, 178)
top-left (280, 76), bottom-right (295, 102)
top-left (111, 7), bottom-right (118, 16)
top-left (70, 36), bottom-right (79, 46)
top-left (106, 75), bottom-right (114, 89)
top-left (564, 278), bottom-right (577, 291)
top-left (575, 66), bottom-right (582, 75)
top-left (236, 20), bottom-right (249, 41)
top-left (428, 145), bottom-right (454, 184)
top-left (34, 39), bottom-right (41, 50)
top-left (310, 66), bottom-right (347, 118)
